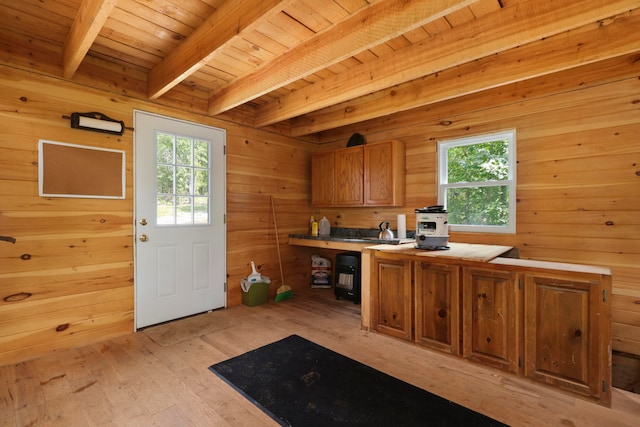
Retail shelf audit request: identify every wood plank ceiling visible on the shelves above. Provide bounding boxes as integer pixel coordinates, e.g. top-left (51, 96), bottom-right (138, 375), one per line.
top-left (2, 0), bottom-right (640, 138)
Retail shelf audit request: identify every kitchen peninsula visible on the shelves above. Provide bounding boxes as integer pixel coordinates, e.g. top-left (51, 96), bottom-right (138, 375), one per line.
top-left (361, 242), bottom-right (612, 407)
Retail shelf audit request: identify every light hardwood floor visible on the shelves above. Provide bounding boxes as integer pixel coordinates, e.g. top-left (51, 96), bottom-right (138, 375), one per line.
top-left (2, 289), bottom-right (639, 426)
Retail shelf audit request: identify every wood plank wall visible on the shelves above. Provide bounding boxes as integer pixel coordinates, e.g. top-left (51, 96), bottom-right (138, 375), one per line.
top-left (1, 50), bottom-right (639, 366)
top-left (313, 53), bottom-right (640, 356)
top-left (0, 66), bottom-right (316, 367)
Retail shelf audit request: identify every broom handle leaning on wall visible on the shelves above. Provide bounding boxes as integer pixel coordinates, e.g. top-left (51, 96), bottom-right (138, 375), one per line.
top-left (270, 196), bottom-right (286, 286)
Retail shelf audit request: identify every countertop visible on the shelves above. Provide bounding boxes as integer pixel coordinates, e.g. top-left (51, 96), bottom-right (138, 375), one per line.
top-left (288, 234), bottom-right (415, 245)
top-left (288, 227), bottom-right (415, 251)
top-left (289, 228), bottom-right (514, 262)
top-left (364, 241), bottom-right (514, 262)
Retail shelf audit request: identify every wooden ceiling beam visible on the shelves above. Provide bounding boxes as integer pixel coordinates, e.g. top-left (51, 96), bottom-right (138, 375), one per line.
top-left (207, 0), bottom-right (480, 116)
top-left (290, 9), bottom-right (640, 135)
top-left (255, 0), bottom-right (640, 128)
top-left (62, 0), bottom-right (118, 79)
top-left (147, 0), bottom-right (294, 100)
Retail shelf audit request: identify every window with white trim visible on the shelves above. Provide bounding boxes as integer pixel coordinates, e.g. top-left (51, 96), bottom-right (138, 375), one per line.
top-left (438, 130), bottom-right (516, 234)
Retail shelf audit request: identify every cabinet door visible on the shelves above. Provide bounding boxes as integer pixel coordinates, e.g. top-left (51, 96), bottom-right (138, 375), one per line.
top-left (372, 256), bottom-right (412, 340)
top-left (523, 273), bottom-right (610, 405)
top-left (414, 262), bottom-right (460, 354)
top-left (364, 140), bottom-right (405, 206)
top-left (335, 146), bottom-right (363, 206)
top-left (311, 151), bottom-right (335, 206)
top-left (463, 268), bottom-right (520, 373)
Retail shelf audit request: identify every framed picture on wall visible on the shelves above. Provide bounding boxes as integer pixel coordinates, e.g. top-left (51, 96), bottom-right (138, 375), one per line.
top-left (38, 140), bottom-right (126, 199)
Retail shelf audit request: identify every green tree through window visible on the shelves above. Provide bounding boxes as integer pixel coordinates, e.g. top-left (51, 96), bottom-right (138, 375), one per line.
top-left (438, 130), bottom-right (516, 233)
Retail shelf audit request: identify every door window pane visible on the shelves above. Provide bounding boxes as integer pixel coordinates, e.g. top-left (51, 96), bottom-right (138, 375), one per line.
top-left (176, 197), bottom-right (193, 225)
top-left (157, 195), bottom-right (175, 225)
top-left (176, 136), bottom-right (192, 165)
top-left (157, 133), bottom-right (174, 163)
top-left (156, 132), bottom-right (211, 226)
top-left (156, 165), bottom-right (173, 194)
top-left (194, 140), bottom-right (209, 168)
top-left (194, 197), bottom-right (209, 224)
top-left (194, 169), bottom-right (209, 195)
top-left (176, 166), bottom-right (192, 194)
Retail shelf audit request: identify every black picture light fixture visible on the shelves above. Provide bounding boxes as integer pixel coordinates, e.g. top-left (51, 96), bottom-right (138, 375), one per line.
top-left (65, 112), bottom-right (127, 135)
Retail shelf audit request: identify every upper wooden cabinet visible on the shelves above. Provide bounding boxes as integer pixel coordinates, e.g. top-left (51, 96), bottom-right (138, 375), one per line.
top-left (311, 140), bottom-right (405, 207)
top-left (364, 141), bottom-right (405, 206)
top-left (311, 150), bottom-right (335, 206)
top-left (336, 145), bottom-right (364, 205)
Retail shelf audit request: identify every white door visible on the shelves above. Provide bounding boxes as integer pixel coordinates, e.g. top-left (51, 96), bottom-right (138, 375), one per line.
top-left (134, 110), bottom-right (226, 329)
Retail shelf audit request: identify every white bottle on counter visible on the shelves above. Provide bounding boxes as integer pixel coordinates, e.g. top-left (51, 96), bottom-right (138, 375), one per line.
top-left (318, 216), bottom-right (331, 236)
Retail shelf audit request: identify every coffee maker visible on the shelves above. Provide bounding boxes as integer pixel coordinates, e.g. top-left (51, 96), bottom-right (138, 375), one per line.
top-left (414, 205), bottom-right (449, 250)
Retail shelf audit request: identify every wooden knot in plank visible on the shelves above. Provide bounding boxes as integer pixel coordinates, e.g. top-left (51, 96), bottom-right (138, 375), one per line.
top-left (4, 292), bottom-right (33, 302)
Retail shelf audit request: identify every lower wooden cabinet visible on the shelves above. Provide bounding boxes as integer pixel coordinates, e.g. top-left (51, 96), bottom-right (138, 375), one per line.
top-left (371, 255), bottom-right (412, 340)
top-left (415, 262), bottom-right (460, 355)
top-left (368, 251), bottom-right (612, 406)
top-left (523, 271), bottom-right (611, 405)
top-left (463, 267), bottom-right (520, 373)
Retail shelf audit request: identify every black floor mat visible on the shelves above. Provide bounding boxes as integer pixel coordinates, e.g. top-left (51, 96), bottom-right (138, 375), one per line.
top-left (209, 334), bottom-right (508, 427)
